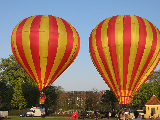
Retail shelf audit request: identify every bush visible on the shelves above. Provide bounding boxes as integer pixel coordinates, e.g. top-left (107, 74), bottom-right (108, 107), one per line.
top-left (49, 113), bottom-right (72, 117)
top-left (9, 108), bottom-right (30, 116)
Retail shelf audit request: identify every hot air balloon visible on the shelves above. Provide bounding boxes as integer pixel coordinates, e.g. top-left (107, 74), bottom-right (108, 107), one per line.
top-left (11, 15), bottom-right (80, 91)
top-left (89, 15), bottom-right (160, 106)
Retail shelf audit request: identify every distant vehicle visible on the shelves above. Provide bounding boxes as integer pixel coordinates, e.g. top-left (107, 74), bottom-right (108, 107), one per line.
top-left (137, 110), bottom-right (144, 119)
top-left (86, 111), bottom-right (94, 118)
top-left (26, 107), bottom-right (45, 117)
top-left (0, 111), bottom-right (8, 118)
top-left (94, 110), bottom-right (106, 119)
top-left (78, 111), bottom-right (87, 119)
top-left (129, 110), bottom-right (144, 119)
top-left (19, 112), bottom-right (27, 117)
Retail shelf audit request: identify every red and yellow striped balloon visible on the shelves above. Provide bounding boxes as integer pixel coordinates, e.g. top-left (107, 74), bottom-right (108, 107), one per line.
top-left (11, 15), bottom-right (80, 91)
top-left (89, 15), bottom-right (160, 106)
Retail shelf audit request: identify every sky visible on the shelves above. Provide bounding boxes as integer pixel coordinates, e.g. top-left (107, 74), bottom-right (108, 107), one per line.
top-left (0, 1), bottom-right (160, 91)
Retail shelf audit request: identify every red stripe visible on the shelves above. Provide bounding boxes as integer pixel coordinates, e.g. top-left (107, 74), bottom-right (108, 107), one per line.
top-left (95, 19), bottom-right (118, 95)
top-left (11, 43), bottom-right (39, 88)
top-left (128, 16), bottom-right (147, 92)
top-left (11, 28), bottom-right (22, 68)
top-left (47, 18), bottom-right (74, 85)
top-left (52, 29), bottom-right (81, 84)
top-left (11, 22), bottom-right (39, 88)
top-left (107, 16), bottom-right (122, 97)
top-left (30, 15), bottom-right (42, 89)
top-left (133, 21), bottom-right (159, 95)
top-left (135, 52), bottom-right (160, 95)
top-left (123, 15), bottom-right (131, 104)
top-left (89, 22), bottom-right (116, 96)
top-left (133, 20), bottom-right (158, 90)
top-left (15, 17), bottom-right (39, 86)
top-left (44, 15), bottom-right (59, 85)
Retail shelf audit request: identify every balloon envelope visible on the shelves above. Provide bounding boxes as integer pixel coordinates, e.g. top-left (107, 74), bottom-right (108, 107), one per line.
top-left (11, 15), bottom-right (80, 91)
top-left (89, 15), bottom-right (160, 106)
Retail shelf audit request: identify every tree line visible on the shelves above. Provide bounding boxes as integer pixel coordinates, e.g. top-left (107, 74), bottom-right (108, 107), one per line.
top-left (0, 55), bottom-right (160, 113)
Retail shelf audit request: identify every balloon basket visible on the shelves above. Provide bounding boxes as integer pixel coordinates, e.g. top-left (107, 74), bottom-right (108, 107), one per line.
top-left (39, 99), bottom-right (45, 104)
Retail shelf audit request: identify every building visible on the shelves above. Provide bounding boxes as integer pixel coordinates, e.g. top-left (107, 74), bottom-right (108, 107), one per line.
top-left (144, 95), bottom-right (160, 118)
top-left (56, 90), bottom-right (106, 111)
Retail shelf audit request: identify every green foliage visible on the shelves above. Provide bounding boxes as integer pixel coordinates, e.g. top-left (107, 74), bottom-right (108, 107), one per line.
top-left (130, 80), bottom-right (159, 109)
top-left (129, 70), bottom-right (160, 109)
top-left (1, 55), bottom-right (160, 112)
top-left (22, 82), bottom-right (40, 108)
top-left (0, 80), bottom-right (13, 110)
top-left (0, 55), bottom-right (41, 110)
top-left (11, 78), bottom-right (27, 110)
top-left (0, 55), bottom-right (23, 85)
top-left (85, 88), bottom-right (103, 111)
top-left (54, 86), bottom-right (67, 111)
top-left (6, 118), bottom-right (77, 120)
top-left (42, 86), bottom-right (57, 110)
top-left (148, 70), bottom-right (160, 84)
top-left (9, 108), bottom-right (30, 116)
top-left (101, 90), bottom-right (120, 111)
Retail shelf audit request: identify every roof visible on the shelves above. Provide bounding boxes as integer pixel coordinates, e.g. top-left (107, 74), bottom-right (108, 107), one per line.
top-left (145, 95), bottom-right (160, 105)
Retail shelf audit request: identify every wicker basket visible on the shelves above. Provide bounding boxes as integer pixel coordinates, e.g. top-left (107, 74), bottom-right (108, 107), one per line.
top-left (39, 99), bottom-right (45, 104)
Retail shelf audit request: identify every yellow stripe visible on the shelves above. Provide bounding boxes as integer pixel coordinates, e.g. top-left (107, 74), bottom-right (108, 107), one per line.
top-left (126, 15), bottom-right (139, 96)
top-left (135, 26), bottom-right (160, 93)
top-left (22, 16), bottom-right (40, 88)
top-left (11, 19), bottom-right (36, 84)
top-left (131, 18), bottom-right (153, 91)
top-left (90, 51), bottom-right (100, 74)
top-left (115, 15), bottom-right (124, 92)
top-left (39, 15), bottom-right (49, 89)
top-left (101, 17), bottom-right (119, 95)
top-left (90, 49), bottom-right (105, 80)
top-left (46, 16), bottom-right (67, 85)
top-left (50, 22), bottom-right (79, 84)
top-left (91, 23), bottom-right (118, 97)
top-left (135, 55), bottom-right (159, 93)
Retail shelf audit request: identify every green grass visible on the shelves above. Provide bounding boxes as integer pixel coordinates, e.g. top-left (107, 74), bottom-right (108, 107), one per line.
top-left (5, 118), bottom-right (160, 120)
top-left (6, 118), bottom-right (86, 120)
top-left (5, 118), bottom-right (116, 120)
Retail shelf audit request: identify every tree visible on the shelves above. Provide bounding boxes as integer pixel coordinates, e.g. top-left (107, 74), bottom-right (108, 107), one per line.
top-left (11, 78), bottom-right (27, 114)
top-left (0, 80), bottom-right (13, 110)
top-left (148, 70), bottom-right (160, 85)
top-left (0, 55), bottom-right (41, 110)
top-left (101, 90), bottom-right (119, 111)
top-left (148, 70), bottom-right (160, 99)
top-left (54, 86), bottom-right (67, 112)
top-left (85, 88), bottom-right (103, 111)
top-left (22, 82), bottom-right (40, 108)
top-left (42, 86), bottom-right (57, 111)
top-left (130, 80), bottom-right (159, 109)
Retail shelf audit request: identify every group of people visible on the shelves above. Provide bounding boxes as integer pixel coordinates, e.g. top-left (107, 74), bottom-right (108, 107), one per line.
top-left (72, 111), bottom-right (78, 119)
top-left (132, 111), bottom-right (141, 120)
top-left (115, 109), bottom-right (141, 120)
top-left (150, 111), bottom-right (155, 120)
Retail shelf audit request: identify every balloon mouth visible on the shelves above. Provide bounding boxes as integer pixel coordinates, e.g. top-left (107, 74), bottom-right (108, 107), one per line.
top-left (117, 96), bottom-right (133, 106)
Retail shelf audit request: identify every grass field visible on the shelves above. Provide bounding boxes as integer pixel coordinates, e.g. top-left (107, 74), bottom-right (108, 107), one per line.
top-left (9, 118), bottom-right (74, 120)
top-left (4, 118), bottom-right (158, 120)
top-left (4, 118), bottom-right (115, 120)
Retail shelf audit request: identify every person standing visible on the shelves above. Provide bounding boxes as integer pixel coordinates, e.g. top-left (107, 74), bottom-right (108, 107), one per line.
top-left (72, 111), bottom-right (75, 119)
top-left (119, 111), bottom-right (123, 120)
top-left (83, 111), bottom-right (85, 120)
top-left (109, 112), bottom-right (111, 119)
top-left (75, 110), bottom-right (78, 119)
top-left (151, 111), bottom-right (154, 120)
top-left (94, 110), bottom-right (98, 120)
top-left (132, 111), bottom-right (141, 120)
